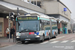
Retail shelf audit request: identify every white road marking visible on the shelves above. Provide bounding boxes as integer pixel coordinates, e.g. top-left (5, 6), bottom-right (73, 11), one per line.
top-left (50, 36), bottom-right (65, 41)
top-left (63, 36), bottom-right (75, 40)
top-left (71, 40), bottom-right (75, 42)
top-left (50, 41), bottom-right (59, 43)
top-left (71, 38), bottom-right (75, 40)
top-left (40, 41), bottom-right (49, 44)
top-left (61, 40), bottom-right (68, 43)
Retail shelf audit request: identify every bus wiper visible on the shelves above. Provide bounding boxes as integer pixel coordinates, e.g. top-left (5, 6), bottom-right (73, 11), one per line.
top-left (27, 29), bottom-right (36, 32)
top-left (20, 29), bottom-right (36, 32)
top-left (20, 29), bottom-right (26, 32)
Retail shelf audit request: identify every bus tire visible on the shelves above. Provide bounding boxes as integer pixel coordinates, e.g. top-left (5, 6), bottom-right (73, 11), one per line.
top-left (56, 33), bottom-right (58, 36)
top-left (48, 33), bottom-right (50, 40)
top-left (54, 32), bottom-right (56, 38)
top-left (22, 41), bottom-right (25, 44)
top-left (54, 36), bottom-right (56, 38)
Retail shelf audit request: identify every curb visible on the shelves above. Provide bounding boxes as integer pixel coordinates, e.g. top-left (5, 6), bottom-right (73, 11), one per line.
top-left (0, 43), bottom-right (16, 48)
top-left (0, 45), bottom-right (8, 48)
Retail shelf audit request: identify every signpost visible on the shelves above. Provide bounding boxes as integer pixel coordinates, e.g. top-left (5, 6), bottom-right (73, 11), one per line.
top-left (8, 12), bottom-right (15, 42)
top-left (50, 19), bottom-right (52, 38)
top-left (9, 12), bottom-right (11, 42)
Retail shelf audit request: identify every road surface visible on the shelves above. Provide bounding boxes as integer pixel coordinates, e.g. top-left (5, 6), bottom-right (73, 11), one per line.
top-left (0, 33), bottom-right (75, 50)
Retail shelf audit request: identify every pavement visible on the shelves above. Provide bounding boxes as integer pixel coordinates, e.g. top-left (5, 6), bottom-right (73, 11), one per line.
top-left (0, 38), bottom-right (16, 48)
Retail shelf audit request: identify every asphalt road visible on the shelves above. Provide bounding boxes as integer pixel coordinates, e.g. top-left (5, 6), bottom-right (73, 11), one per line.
top-left (0, 33), bottom-right (75, 50)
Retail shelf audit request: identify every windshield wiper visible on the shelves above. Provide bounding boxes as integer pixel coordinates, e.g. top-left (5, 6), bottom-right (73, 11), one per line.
top-left (20, 29), bottom-right (36, 33)
top-left (20, 29), bottom-right (26, 32)
top-left (27, 29), bottom-right (36, 32)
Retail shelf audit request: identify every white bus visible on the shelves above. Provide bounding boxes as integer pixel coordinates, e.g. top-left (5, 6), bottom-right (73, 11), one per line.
top-left (16, 16), bottom-right (58, 43)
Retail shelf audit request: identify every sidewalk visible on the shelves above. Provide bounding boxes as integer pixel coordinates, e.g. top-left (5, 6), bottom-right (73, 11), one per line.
top-left (0, 38), bottom-right (16, 48)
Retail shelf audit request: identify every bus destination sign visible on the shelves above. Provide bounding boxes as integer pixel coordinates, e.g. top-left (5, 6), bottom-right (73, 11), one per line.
top-left (17, 16), bottom-right (37, 20)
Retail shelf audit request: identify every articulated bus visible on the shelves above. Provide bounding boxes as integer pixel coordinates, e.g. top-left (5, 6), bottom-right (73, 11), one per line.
top-left (16, 16), bottom-right (58, 43)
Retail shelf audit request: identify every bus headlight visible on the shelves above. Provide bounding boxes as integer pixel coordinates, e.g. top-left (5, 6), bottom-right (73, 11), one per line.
top-left (16, 36), bottom-right (20, 38)
top-left (36, 35), bottom-right (40, 37)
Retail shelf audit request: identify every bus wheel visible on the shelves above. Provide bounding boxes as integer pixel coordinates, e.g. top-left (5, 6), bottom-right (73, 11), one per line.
top-left (54, 33), bottom-right (56, 38)
top-left (22, 41), bottom-right (25, 44)
top-left (54, 36), bottom-right (56, 38)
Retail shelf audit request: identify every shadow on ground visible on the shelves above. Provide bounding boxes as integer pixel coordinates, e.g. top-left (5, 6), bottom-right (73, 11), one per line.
top-left (16, 37), bottom-right (55, 45)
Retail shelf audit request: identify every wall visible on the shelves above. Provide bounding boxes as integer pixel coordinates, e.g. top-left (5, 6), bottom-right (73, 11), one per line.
top-left (0, 18), bottom-right (4, 37)
top-left (59, 3), bottom-right (71, 20)
top-left (58, 22), bottom-right (62, 34)
top-left (41, 1), bottom-right (71, 20)
top-left (4, 18), bottom-right (8, 37)
top-left (41, 1), bottom-right (59, 14)
top-left (67, 22), bottom-right (71, 31)
top-left (4, 18), bottom-right (13, 37)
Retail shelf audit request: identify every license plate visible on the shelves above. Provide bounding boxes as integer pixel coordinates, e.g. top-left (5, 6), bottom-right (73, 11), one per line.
top-left (25, 39), bottom-right (30, 40)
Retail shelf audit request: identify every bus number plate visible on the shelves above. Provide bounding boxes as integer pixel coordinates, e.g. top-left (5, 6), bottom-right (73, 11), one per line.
top-left (25, 39), bottom-right (30, 40)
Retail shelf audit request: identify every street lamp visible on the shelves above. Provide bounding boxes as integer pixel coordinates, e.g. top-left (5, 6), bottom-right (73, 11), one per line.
top-left (6, 16), bottom-right (9, 19)
top-left (49, 17), bottom-right (55, 38)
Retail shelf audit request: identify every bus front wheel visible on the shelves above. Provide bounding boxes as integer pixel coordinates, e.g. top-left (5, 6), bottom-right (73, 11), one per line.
top-left (54, 32), bottom-right (57, 38)
top-left (22, 41), bottom-right (25, 44)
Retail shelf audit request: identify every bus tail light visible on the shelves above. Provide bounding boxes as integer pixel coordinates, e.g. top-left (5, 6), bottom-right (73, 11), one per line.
top-left (29, 32), bottom-right (34, 35)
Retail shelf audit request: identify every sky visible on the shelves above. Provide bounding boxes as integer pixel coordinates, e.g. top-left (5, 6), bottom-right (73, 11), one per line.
top-left (60, 0), bottom-right (75, 19)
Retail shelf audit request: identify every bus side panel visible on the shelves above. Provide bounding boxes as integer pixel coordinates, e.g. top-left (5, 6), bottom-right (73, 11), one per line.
top-left (39, 30), bottom-right (50, 39)
top-left (52, 30), bottom-right (55, 36)
top-left (39, 30), bottom-right (44, 35)
top-left (38, 30), bottom-right (44, 40)
top-left (44, 30), bottom-right (50, 38)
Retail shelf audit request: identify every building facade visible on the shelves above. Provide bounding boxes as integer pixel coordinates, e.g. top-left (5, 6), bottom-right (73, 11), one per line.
top-left (0, 13), bottom-right (13, 37)
top-left (0, 0), bottom-right (71, 37)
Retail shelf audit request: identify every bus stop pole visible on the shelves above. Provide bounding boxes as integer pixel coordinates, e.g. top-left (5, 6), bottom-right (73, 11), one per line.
top-left (50, 18), bottom-right (52, 38)
top-left (17, 7), bottom-right (19, 16)
top-left (9, 12), bottom-right (10, 42)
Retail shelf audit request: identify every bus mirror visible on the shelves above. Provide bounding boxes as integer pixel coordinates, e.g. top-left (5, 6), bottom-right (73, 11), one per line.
top-left (19, 23), bottom-right (20, 26)
top-left (47, 22), bottom-right (49, 25)
top-left (40, 20), bottom-right (42, 23)
top-left (47, 22), bottom-right (48, 24)
top-left (18, 22), bottom-right (20, 26)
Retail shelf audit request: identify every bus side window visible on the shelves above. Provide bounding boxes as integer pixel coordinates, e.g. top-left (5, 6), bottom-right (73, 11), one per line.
top-left (40, 22), bottom-right (44, 30)
top-left (40, 23), bottom-right (43, 30)
top-left (40, 20), bottom-right (42, 23)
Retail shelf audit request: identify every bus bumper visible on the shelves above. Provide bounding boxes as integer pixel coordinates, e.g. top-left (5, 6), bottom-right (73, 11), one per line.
top-left (16, 35), bottom-right (41, 41)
